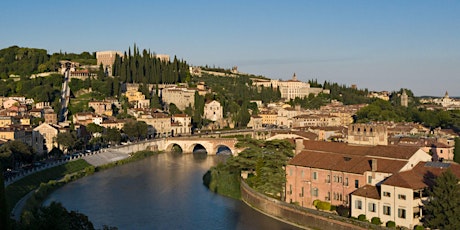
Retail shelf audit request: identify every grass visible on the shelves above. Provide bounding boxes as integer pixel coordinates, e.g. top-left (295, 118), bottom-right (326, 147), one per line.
top-left (5, 159), bottom-right (91, 212)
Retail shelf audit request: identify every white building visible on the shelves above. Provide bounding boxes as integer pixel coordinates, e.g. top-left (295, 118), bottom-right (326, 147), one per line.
top-left (204, 100), bottom-right (223, 122)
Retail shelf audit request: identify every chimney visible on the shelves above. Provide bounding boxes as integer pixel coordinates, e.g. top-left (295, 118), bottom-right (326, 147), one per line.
top-left (371, 159), bottom-right (377, 172)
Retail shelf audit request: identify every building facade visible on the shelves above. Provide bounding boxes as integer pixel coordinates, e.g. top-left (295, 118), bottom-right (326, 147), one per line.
top-left (348, 123), bottom-right (388, 146)
top-left (161, 87), bottom-right (195, 111)
top-left (204, 100), bottom-right (223, 122)
top-left (285, 140), bottom-right (431, 210)
top-left (351, 162), bottom-right (460, 229)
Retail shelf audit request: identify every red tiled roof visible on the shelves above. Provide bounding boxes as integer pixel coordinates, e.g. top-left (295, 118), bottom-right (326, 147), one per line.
top-left (301, 140), bottom-right (421, 160)
top-left (351, 185), bottom-right (381, 199)
top-left (289, 150), bottom-right (407, 174)
top-left (382, 162), bottom-right (460, 189)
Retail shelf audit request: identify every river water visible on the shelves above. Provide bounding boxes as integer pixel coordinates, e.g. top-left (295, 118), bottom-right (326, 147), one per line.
top-left (44, 153), bottom-right (302, 230)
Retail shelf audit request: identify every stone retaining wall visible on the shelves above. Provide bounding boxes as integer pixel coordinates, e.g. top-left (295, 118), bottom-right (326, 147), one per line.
top-left (240, 180), bottom-right (387, 230)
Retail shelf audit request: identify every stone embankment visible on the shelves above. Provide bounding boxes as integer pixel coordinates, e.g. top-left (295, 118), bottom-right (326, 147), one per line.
top-left (240, 181), bottom-right (388, 230)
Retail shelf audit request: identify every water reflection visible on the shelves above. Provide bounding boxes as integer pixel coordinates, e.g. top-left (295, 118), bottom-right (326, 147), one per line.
top-left (44, 153), bottom-right (301, 230)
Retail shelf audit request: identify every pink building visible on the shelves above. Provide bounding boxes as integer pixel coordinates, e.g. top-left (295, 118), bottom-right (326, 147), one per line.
top-left (286, 140), bottom-right (431, 209)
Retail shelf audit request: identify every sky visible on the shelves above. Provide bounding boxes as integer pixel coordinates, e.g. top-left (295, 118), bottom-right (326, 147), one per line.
top-left (1, 0), bottom-right (459, 97)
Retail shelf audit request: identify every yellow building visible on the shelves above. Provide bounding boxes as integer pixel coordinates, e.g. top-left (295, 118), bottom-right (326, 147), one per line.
top-left (0, 116), bottom-right (12, 127)
top-left (137, 113), bottom-right (172, 138)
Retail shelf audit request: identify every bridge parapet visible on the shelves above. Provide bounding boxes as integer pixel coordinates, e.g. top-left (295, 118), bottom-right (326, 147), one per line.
top-left (112, 137), bottom-right (242, 155)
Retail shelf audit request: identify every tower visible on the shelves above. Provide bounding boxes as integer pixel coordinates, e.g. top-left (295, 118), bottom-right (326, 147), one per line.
top-left (401, 90), bottom-right (408, 107)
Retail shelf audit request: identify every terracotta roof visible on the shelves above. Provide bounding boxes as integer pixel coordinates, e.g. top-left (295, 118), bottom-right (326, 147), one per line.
top-left (351, 185), bottom-right (381, 199)
top-left (431, 142), bottom-right (452, 148)
top-left (173, 114), bottom-right (189, 118)
top-left (289, 150), bottom-right (407, 174)
top-left (382, 162), bottom-right (460, 189)
top-left (271, 130), bottom-right (318, 140)
top-left (301, 140), bottom-right (421, 160)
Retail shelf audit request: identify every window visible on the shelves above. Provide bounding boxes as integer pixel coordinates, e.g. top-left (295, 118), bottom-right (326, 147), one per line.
top-left (301, 170), bottom-right (304, 178)
top-left (383, 191), bottom-right (391, 197)
top-left (313, 172), bottom-right (318, 180)
top-left (289, 169), bottom-right (293, 176)
top-left (368, 175), bottom-right (372, 184)
top-left (398, 208), bottom-right (406, 219)
top-left (333, 175), bottom-right (337, 182)
top-left (355, 180), bottom-right (359, 189)
top-left (398, 194), bottom-right (406, 200)
top-left (312, 188), bottom-right (318, 197)
top-left (289, 184), bottom-right (292, 195)
top-left (368, 203), bottom-right (376, 212)
top-left (326, 175), bottom-right (330, 183)
top-left (326, 192), bottom-right (330, 201)
top-left (355, 200), bottom-right (362, 210)
top-left (344, 178), bottom-right (349, 186)
top-left (383, 205), bottom-right (391, 215)
top-left (301, 187), bottom-right (304, 197)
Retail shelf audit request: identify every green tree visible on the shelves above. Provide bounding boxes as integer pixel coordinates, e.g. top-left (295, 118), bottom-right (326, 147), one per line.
top-left (123, 120), bottom-right (148, 140)
top-left (24, 201), bottom-right (94, 230)
top-left (56, 132), bottom-right (78, 152)
top-left (0, 166), bottom-right (10, 230)
top-left (424, 169), bottom-right (460, 229)
top-left (86, 123), bottom-right (104, 134)
top-left (168, 103), bottom-right (182, 115)
top-left (104, 128), bottom-right (122, 144)
top-left (0, 140), bottom-right (35, 170)
top-left (454, 137), bottom-right (460, 164)
top-left (225, 139), bottom-right (294, 198)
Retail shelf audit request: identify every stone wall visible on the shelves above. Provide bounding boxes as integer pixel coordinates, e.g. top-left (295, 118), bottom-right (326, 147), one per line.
top-left (240, 180), bottom-right (387, 230)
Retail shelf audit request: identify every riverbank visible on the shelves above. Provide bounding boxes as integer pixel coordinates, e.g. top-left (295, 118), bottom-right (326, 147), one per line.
top-left (7, 150), bottom-right (159, 226)
top-left (203, 167), bottom-right (388, 230)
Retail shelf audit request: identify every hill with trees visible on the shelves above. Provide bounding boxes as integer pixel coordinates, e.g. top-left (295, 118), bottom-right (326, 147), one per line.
top-left (0, 46), bottom-right (96, 78)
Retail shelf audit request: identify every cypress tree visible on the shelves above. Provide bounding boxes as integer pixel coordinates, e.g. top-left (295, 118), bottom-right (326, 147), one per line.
top-left (0, 167), bottom-right (10, 230)
top-left (454, 137), bottom-right (460, 164)
top-left (424, 169), bottom-right (460, 229)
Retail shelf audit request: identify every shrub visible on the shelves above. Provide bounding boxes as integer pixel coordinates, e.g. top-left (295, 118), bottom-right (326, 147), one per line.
top-left (414, 225), bottom-right (424, 230)
top-left (313, 199), bottom-right (320, 207)
top-left (386, 221), bottom-right (396, 228)
top-left (358, 214), bottom-right (367, 221)
top-left (84, 166), bottom-right (95, 175)
top-left (336, 205), bottom-right (350, 217)
top-left (316, 201), bottom-right (331, 211)
top-left (330, 205), bottom-right (336, 211)
top-left (371, 217), bottom-right (382, 225)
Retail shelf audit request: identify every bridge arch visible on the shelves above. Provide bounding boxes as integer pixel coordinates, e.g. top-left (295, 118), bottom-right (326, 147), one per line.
top-left (165, 143), bottom-right (185, 153)
top-left (214, 145), bottom-right (233, 155)
top-left (191, 143), bottom-right (208, 154)
top-left (159, 138), bottom-right (240, 155)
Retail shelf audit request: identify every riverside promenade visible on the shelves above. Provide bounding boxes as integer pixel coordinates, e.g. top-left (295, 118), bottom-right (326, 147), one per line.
top-left (8, 147), bottom-right (132, 221)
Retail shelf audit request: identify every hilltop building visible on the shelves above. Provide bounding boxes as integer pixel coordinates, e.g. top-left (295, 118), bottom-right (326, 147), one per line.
top-left (401, 90), bottom-right (408, 107)
top-left (252, 73), bottom-right (329, 101)
top-left (96, 50), bottom-right (123, 76)
top-left (161, 87), bottom-right (195, 111)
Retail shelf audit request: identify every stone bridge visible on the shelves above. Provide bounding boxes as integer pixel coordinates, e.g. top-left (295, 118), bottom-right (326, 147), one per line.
top-left (116, 137), bottom-right (242, 155)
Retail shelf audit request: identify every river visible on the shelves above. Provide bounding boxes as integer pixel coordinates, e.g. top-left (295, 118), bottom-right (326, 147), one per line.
top-left (44, 152), bottom-right (302, 230)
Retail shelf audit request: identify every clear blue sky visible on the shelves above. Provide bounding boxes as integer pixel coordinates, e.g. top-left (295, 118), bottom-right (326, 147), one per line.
top-left (1, 0), bottom-right (459, 97)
